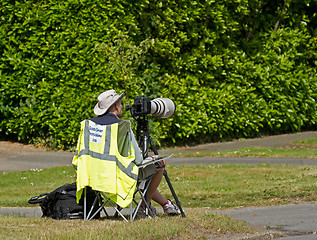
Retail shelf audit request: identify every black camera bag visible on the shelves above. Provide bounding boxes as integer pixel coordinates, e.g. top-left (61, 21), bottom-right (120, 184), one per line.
top-left (28, 182), bottom-right (99, 220)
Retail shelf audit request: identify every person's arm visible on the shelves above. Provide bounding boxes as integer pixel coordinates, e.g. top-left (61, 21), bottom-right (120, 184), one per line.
top-left (130, 129), bottom-right (143, 166)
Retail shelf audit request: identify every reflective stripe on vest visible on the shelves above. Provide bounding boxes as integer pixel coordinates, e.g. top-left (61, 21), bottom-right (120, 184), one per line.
top-left (77, 120), bottom-right (138, 180)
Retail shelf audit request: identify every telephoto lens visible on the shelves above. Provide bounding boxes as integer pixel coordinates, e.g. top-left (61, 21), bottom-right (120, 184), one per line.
top-left (150, 98), bottom-right (176, 118)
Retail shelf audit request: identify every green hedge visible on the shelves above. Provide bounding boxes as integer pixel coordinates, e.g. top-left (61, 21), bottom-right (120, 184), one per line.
top-left (0, 0), bottom-right (316, 149)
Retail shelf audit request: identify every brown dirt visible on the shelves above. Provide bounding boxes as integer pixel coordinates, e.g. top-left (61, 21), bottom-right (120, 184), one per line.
top-left (0, 141), bottom-right (46, 161)
top-left (0, 141), bottom-right (46, 152)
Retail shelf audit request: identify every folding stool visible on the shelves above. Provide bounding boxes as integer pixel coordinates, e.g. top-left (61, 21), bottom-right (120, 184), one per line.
top-left (82, 171), bottom-right (156, 222)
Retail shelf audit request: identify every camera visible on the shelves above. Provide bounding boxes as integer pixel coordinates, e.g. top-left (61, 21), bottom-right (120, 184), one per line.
top-left (127, 97), bottom-right (176, 118)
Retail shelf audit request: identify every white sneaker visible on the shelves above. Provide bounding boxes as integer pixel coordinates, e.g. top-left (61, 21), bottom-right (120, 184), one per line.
top-left (163, 199), bottom-right (181, 216)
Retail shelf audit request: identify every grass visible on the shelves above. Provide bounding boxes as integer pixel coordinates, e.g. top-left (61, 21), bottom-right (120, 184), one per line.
top-left (293, 136), bottom-right (317, 146)
top-left (173, 136), bottom-right (317, 159)
top-left (159, 165), bottom-right (317, 208)
top-left (0, 211), bottom-right (253, 239)
top-left (0, 167), bottom-right (76, 207)
top-left (1, 165), bottom-right (317, 208)
top-left (177, 147), bottom-right (317, 159)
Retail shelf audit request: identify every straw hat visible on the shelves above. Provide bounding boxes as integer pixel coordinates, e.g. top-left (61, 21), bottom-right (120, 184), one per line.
top-left (93, 90), bottom-right (124, 116)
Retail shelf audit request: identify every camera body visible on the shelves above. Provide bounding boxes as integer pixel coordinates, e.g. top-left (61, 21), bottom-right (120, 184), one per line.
top-left (132, 97), bottom-right (152, 116)
top-left (127, 97), bottom-right (176, 119)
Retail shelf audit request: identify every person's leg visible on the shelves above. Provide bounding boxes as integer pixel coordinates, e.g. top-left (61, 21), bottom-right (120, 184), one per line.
top-left (138, 165), bottom-right (181, 216)
top-left (147, 167), bottom-right (181, 216)
top-left (151, 189), bottom-right (168, 205)
top-left (147, 167), bottom-right (168, 206)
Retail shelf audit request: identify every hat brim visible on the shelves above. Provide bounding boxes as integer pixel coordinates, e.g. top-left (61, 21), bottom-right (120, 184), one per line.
top-left (94, 92), bottom-right (124, 116)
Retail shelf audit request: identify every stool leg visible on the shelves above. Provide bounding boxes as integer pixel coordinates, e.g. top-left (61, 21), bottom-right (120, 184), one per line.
top-left (84, 187), bottom-right (87, 220)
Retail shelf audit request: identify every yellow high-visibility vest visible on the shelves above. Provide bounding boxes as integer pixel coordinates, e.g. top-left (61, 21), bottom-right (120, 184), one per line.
top-left (72, 120), bottom-right (139, 208)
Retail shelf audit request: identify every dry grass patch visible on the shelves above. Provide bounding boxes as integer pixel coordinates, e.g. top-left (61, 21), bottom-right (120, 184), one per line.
top-left (0, 210), bottom-right (253, 239)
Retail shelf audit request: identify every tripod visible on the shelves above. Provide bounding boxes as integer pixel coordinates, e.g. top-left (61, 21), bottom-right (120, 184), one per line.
top-left (135, 115), bottom-right (186, 217)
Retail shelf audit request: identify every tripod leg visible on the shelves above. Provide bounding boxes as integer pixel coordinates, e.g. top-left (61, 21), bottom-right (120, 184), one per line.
top-left (163, 170), bottom-right (186, 217)
top-left (142, 124), bottom-right (185, 217)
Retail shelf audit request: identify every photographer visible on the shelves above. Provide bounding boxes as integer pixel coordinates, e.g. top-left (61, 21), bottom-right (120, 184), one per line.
top-left (91, 89), bottom-right (180, 217)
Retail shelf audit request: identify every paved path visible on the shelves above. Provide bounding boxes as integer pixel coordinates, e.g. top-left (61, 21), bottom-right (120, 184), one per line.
top-left (1, 131), bottom-right (317, 239)
top-left (1, 131), bottom-right (317, 172)
top-left (217, 203), bottom-right (317, 239)
top-left (2, 154), bottom-right (317, 173)
top-left (0, 151), bottom-right (73, 172)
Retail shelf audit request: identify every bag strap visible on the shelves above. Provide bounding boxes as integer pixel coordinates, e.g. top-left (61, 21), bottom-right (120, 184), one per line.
top-left (28, 193), bottom-right (48, 204)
